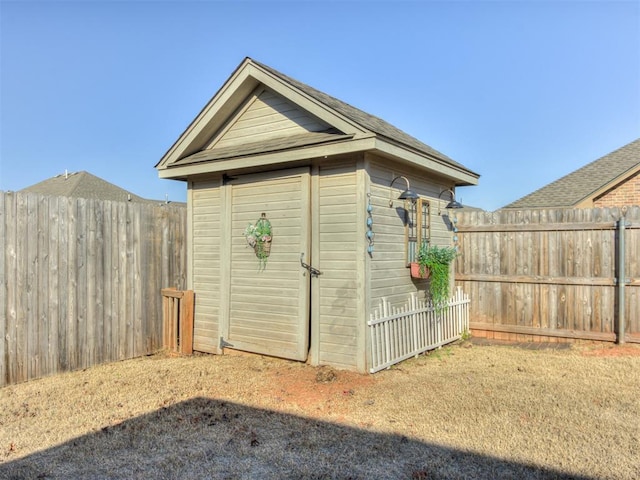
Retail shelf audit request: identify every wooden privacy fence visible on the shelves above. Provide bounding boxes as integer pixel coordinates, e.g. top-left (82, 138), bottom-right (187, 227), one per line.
top-left (368, 288), bottom-right (470, 373)
top-left (0, 192), bottom-right (187, 387)
top-left (454, 206), bottom-right (639, 343)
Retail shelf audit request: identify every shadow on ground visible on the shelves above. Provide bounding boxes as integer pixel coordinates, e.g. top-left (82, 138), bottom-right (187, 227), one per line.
top-left (1, 397), bottom-right (592, 480)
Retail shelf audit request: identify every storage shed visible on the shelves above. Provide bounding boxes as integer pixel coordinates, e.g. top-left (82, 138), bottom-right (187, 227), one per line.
top-left (156, 58), bottom-right (479, 372)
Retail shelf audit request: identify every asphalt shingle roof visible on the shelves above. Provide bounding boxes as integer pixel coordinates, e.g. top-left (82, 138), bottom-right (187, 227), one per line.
top-left (253, 59), bottom-right (477, 176)
top-left (504, 138), bottom-right (640, 208)
top-left (19, 171), bottom-right (151, 203)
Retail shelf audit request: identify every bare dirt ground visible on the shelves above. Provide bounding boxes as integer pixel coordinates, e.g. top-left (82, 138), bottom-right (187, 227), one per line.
top-left (1, 341), bottom-right (639, 480)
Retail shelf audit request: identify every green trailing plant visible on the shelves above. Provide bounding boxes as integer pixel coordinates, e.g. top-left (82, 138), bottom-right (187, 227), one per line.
top-left (415, 241), bottom-right (430, 277)
top-left (416, 241), bottom-right (458, 314)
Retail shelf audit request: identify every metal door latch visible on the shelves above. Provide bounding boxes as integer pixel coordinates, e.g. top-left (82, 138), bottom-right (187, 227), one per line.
top-left (300, 253), bottom-right (322, 277)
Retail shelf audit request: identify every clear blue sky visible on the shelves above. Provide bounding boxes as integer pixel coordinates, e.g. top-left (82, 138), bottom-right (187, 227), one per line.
top-left (1, 1), bottom-right (638, 211)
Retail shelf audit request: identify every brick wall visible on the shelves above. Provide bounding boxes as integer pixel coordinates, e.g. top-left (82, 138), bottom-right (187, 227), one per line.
top-left (594, 171), bottom-right (640, 208)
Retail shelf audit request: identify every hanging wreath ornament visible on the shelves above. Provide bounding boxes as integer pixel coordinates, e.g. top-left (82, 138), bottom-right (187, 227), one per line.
top-left (243, 213), bottom-right (272, 269)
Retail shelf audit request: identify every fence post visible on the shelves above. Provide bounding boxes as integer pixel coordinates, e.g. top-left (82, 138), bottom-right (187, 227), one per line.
top-left (180, 290), bottom-right (194, 354)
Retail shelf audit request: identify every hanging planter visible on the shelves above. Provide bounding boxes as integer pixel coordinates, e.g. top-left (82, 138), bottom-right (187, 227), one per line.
top-left (244, 213), bottom-right (272, 269)
top-left (410, 262), bottom-right (430, 279)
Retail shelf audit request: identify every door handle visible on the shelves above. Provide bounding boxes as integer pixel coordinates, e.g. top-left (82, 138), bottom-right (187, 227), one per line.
top-left (300, 253), bottom-right (322, 277)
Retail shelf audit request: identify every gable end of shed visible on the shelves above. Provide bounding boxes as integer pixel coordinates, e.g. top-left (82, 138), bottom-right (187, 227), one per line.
top-left (207, 87), bottom-right (334, 151)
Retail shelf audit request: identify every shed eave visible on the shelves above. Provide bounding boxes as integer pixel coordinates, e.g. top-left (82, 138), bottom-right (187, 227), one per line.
top-left (373, 138), bottom-right (479, 186)
top-left (156, 62), bottom-right (260, 170)
top-left (157, 136), bottom-right (378, 179)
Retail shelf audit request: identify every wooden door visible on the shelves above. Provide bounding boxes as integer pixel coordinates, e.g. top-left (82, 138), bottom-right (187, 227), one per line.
top-left (225, 169), bottom-right (310, 360)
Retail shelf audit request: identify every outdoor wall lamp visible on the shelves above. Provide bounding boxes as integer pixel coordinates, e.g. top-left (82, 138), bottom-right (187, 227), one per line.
top-left (438, 189), bottom-right (463, 214)
top-left (389, 176), bottom-right (420, 207)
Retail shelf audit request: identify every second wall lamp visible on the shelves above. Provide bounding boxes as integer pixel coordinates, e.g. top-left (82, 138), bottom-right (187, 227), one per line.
top-left (438, 189), bottom-right (463, 214)
top-left (389, 175), bottom-right (420, 207)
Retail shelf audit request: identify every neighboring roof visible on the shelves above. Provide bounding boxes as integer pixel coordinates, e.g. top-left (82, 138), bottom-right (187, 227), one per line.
top-left (457, 204), bottom-right (484, 212)
top-left (504, 138), bottom-right (640, 209)
top-left (157, 57), bottom-right (479, 186)
top-left (20, 171), bottom-right (151, 203)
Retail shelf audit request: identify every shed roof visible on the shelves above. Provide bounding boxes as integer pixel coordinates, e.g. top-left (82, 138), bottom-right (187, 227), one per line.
top-left (19, 171), bottom-right (151, 203)
top-left (504, 138), bottom-right (640, 209)
top-left (252, 60), bottom-right (467, 171)
top-left (156, 58), bottom-right (479, 186)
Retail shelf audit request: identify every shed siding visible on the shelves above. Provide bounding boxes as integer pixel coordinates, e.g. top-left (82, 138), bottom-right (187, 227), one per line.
top-left (191, 179), bottom-right (221, 353)
top-left (367, 158), bottom-right (455, 309)
top-left (213, 89), bottom-right (330, 150)
top-left (317, 163), bottom-right (359, 369)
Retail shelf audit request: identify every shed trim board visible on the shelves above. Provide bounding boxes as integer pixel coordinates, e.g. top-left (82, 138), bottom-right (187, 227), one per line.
top-left (356, 156), bottom-right (369, 373)
top-left (158, 136), bottom-right (376, 179)
top-left (309, 165), bottom-right (321, 366)
top-left (159, 135), bottom-right (476, 187)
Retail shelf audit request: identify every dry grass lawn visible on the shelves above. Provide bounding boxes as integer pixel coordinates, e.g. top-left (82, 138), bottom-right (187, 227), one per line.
top-left (1, 341), bottom-right (639, 479)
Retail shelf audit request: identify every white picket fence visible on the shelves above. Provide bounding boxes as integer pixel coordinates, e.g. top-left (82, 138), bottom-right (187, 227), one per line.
top-left (368, 287), bottom-right (470, 373)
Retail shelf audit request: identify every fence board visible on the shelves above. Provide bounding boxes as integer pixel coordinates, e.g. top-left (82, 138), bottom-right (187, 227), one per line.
top-left (0, 192), bottom-right (187, 386)
top-left (117, 201), bottom-right (128, 361)
top-left (77, 198), bottom-right (88, 369)
top-left (109, 201), bottom-right (119, 361)
top-left (456, 206), bottom-right (639, 343)
top-left (37, 195), bottom-right (49, 379)
top-left (94, 199), bottom-right (105, 364)
top-left (103, 202), bottom-right (113, 361)
top-left (16, 194), bottom-right (28, 383)
top-left (0, 193), bottom-right (5, 384)
top-left (27, 195), bottom-right (38, 380)
top-left (7, 195), bottom-right (15, 382)
top-left (132, 203), bottom-right (143, 356)
top-left (57, 197), bottom-right (69, 372)
top-left (48, 196), bottom-right (60, 377)
top-left (86, 199), bottom-right (97, 367)
top-left (67, 196), bottom-right (78, 371)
